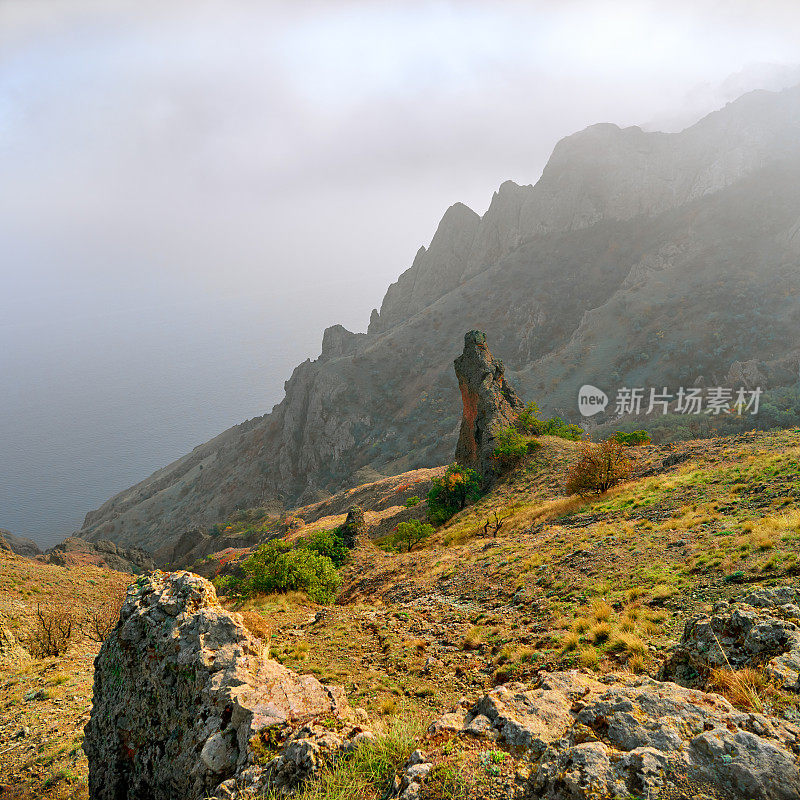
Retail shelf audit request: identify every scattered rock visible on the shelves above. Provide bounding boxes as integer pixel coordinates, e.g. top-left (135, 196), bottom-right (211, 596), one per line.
top-left (660, 585), bottom-right (800, 690)
top-left (453, 330), bottom-right (524, 480)
top-left (84, 571), bottom-right (369, 800)
top-left (431, 670), bottom-right (800, 800)
top-left (390, 748), bottom-right (433, 800)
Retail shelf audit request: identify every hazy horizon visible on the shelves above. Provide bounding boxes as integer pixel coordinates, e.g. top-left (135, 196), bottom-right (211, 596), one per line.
top-left (3, 1), bottom-right (800, 548)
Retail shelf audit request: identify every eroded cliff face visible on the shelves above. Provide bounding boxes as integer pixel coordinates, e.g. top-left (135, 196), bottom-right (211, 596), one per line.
top-left (79, 86), bottom-right (800, 552)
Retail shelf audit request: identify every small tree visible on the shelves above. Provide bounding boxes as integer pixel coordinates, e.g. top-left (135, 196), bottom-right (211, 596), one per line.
top-left (83, 590), bottom-right (126, 643)
top-left (483, 511), bottom-right (505, 537)
top-left (427, 464), bottom-right (482, 525)
top-left (565, 439), bottom-right (633, 495)
top-left (391, 520), bottom-right (434, 552)
top-left (296, 529), bottom-right (349, 568)
top-left (239, 543), bottom-right (341, 604)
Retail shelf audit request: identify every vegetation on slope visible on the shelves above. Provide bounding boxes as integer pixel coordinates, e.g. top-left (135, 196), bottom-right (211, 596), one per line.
top-left (5, 427), bottom-right (800, 799)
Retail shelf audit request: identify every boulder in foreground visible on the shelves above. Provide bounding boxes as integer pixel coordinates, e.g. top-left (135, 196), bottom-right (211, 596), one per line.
top-left (430, 670), bottom-right (800, 799)
top-left (84, 571), bottom-right (369, 800)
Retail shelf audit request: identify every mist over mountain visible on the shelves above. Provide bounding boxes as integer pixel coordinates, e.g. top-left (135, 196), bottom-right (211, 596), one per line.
top-left (78, 84), bottom-right (800, 552)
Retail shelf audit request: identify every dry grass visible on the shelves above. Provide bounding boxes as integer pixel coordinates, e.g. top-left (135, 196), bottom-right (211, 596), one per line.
top-left (559, 632), bottom-right (580, 653)
top-left (461, 626), bottom-right (485, 651)
top-left (501, 495), bottom-right (588, 531)
top-left (651, 583), bottom-right (676, 602)
top-left (588, 622), bottom-right (611, 645)
top-left (607, 631), bottom-right (647, 658)
top-left (627, 654), bottom-right (647, 674)
top-left (577, 647), bottom-right (599, 669)
top-left (590, 600), bottom-right (613, 622)
top-left (707, 667), bottom-right (769, 712)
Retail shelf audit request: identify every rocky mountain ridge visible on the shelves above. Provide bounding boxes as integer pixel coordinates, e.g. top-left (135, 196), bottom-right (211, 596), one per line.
top-left (79, 85), bottom-right (800, 552)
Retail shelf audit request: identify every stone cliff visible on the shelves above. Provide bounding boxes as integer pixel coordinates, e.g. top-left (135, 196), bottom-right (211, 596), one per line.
top-left (79, 85), bottom-right (800, 552)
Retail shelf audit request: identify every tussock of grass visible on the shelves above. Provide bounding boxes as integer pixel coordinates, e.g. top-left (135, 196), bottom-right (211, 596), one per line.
top-left (590, 600), bottom-right (613, 622)
top-left (461, 626), bottom-right (485, 651)
top-left (707, 667), bottom-right (769, 712)
top-left (651, 584), bottom-right (676, 602)
top-left (577, 647), bottom-right (599, 669)
top-left (607, 632), bottom-right (647, 657)
top-left (559, 632), bottom-right (580, 653)
top-left (588, 622), bottom-right (611, 645)
top-left (627, 653), bottom-right (647, 674)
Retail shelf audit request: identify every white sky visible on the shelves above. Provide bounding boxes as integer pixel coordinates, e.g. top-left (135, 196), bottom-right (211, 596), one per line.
top-left (1, 0), bottom-right (799, 543)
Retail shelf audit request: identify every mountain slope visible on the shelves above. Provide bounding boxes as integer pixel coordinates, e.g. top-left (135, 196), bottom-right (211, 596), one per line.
top-left (80, 86), bottom-right (800, 552)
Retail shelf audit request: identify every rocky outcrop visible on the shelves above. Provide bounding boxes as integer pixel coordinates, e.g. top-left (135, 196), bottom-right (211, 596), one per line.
top-left (45, 537), bottom-right (155, 574)
top-left (339, 505), bottom-right (366, 549)
top-left (430, 670), bottom-right (800, 799)
top-left (454, 331), bottom-right (524, 479)
top-left (0, 529), bottom-right (42, 558)
top-left (84, 571), bottom-right (369, 800)
top-left (660, 586), bottom-right (800, 690)
top-left (78, 87), bottom-right (800, 553)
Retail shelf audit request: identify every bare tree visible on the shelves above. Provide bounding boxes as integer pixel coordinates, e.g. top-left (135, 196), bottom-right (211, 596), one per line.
top-left (483, 510), bottom-right (505, 537)
top-left (26, 604), bottom-right (74, 657)
top-left (83, 590), bottom-right (126, 643)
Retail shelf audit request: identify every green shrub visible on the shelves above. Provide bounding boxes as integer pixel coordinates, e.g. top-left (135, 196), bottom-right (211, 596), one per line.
top-left (540, 416), bottom-right (584, 440)
top-left (404, 496), bottom-right (420, 507)
top-left (427, 464), bottom-right (482, 525)
top-left (613, 430), bottom-right (652, 446)
top-left (493, 425), bottom-right (540, 466)
top-left (515, 402), bottom-right (583, 441)
top-left (382, 520), bottom-right (434, 553)
top-left (296, 529), bottom-right (349, 568)
top-left (515, 401), bottom-right (544, 434)
top-left (233, 543), bottom-right (341, 604)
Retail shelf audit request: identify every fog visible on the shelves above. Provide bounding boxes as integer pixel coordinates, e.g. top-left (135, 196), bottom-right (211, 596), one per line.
top-left (2, 0), bottom-right (799, 546)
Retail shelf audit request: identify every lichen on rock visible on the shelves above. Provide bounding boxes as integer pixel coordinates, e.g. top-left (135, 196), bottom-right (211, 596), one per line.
top-left (660, 585), bottom-right (800, 690)
top-left (84, 570), bottom-right (369, 800)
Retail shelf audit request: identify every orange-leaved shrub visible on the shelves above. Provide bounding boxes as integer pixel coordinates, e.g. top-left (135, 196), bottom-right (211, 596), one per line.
top-left (565, 439), bottom-right (632, 495)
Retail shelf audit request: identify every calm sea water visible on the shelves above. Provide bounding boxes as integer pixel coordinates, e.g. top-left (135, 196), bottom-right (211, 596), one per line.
top-left (0, 284), bottom-right (377, 550)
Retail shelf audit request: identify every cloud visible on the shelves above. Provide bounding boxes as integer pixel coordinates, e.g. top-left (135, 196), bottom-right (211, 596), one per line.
top-left (1, 0), bottom-right (799, 543)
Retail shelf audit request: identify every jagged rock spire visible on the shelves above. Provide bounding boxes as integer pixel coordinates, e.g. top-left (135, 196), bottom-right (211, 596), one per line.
top-left (454, 331), bottom-right (524, 479)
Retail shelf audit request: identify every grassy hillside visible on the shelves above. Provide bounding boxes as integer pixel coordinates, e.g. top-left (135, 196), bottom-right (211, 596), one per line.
top-left (3, 428), bottom-right (800, 799)
top-left (242, 431), bottom-right (799, 714)
top-left (0, 554), bottom-right (130, 800)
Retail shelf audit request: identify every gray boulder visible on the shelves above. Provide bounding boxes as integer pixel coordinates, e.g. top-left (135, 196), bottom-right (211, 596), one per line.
top-left (431, 670), bottom-right (800, 800)
top-left (660, 585), bottom-right (800, 690)
top-left (84, 571), bottom-right (369, 800)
